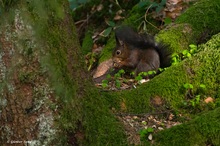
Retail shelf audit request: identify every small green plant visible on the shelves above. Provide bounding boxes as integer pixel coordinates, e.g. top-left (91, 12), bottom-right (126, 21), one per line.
top-left (183, 83), bottom-right (194, 90)
top-left (139, 127), bottom-right (154, 140)
top-left (134, 71), bottom-right (156, 84)
top-left (101, 74), bottom-right (111, 88)
top-left (172, 44), bottom-right (198, 65)
top-left (101, 79), bottom-right (109, 88)
top-left (163, 17), bottom-right (172, 25)
top-left (101, 69), bottom-right (125, 89)
top-left (189, 44), bottom-right (198, 54)
top-left (86, 52), bottom-right (99, 71)
top-left (171, 53), bottom-right (181, 65)
top-left (182, 49), bottom-right (192, 58)
top-left (183, 83), bottom-right (207, 108)
top-left (190, 95), bottom-right (201, 107)
top-left (114, 69), bottom-right (125, 88)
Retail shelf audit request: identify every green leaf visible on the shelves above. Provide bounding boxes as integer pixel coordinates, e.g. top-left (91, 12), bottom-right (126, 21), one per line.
top-left (114, 73), bottom-right (120, 78)
top-left (102, 79), bottom-right (108, 88)
top-left (138, 1), bottom-right (151, 8)
top-left (107, 21), bottom-right (115, 27)
top-left (164, 17), bottom-right (172, 25)
top-left (182, 50), bottom-right (189, 56)
top-left (135, 76), bottom-right (142, 81)
top-left (140, 72), bottom-right (147, 76)
top-left (115, 80), bottom-right (121, 88)
top-left (102, 83), bottom-right (108, 88)
top-left (186, 52), bottom-right (192, 58)
top-left (190, 100), bottom-right (195, 107)
top-left (160, 0), bottom-right (167, 6)
top-left (151, 2), bottom-right (159, 8)
top-left (100, 27), bottom-right (112, 37)
top-left (189, 44), bottom-right (197, 50)
top-left (199, 84), bottom-right (206, 89)
top-left (158, 68), bottom-right (164, 72)
top-left (183, 83), bottom-right (193, 89)
top-left (195, 95), bottom-right (200, 104)
top-left (130, 72), bottom-right (135, 76)
top-left (106, 74), bottom-right (111, 79)
top-left (148, 71), bottom-right (154, 75)
top-left (147, 127), bottom-right (154, 133)
top-left (156, 5), bottom-right (163, 13)
top-left (102, 79), bottom-right (108, 84)
top-left (119, 69), bottom-right (125, 74)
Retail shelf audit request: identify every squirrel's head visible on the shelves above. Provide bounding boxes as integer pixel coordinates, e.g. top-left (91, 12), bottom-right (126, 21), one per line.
top-left (112, 38), bottom-right (130, 68)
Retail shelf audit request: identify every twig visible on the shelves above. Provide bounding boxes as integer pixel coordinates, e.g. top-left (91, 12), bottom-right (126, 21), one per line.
top-left (144, 4), bottom-right (160, 31)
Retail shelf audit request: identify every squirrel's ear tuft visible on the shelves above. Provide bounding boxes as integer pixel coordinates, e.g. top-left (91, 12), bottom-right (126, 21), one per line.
top-left (115, 35), bottom-right (124, 46)
top-left (123, 42), bottom-right (129, 50)
top-left (119, 40), bottom-right (124, 46)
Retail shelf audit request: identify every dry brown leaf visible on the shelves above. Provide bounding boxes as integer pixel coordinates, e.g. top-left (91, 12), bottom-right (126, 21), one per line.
top-left (93, 59), bottom-right (113, 78)
top-left (204, 97), bottom-right (214, 103)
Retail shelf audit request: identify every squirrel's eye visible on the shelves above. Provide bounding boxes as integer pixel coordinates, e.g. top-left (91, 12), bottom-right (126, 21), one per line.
top-left (116, 50), bottom-right (121, 55)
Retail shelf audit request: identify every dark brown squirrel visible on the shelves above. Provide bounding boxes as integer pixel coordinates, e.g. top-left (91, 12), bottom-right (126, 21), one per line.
top-left (112, 26), bottom-right (171, 77)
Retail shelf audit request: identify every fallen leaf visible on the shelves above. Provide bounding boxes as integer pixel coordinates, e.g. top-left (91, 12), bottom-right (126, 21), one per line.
top-left (93, 59), bottom-right (113, 78)
top-left (204, 97), bottom-right (214, 103)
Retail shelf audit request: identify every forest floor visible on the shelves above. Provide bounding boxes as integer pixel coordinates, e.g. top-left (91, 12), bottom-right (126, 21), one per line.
top-left (96, 77), bottom-right (183, 145)
top-left (117, 111), bottom-right (181, 145)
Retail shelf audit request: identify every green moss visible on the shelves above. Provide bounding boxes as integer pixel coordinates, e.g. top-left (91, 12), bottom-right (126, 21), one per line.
top-left (156, 24), bottom-right (194, 53)
top-left (148, 107), bottom-right (220, 146)
top-left (81, 31), bottom-right (93, 55)
top-left (82, 89), bottom-right (127, 146)
top-left (176, 0), bottom-right (220, 37)
top-left (99, 33), bottom-right (115, 63)
top-left (185, 33), bottom-right (220, 98)
top-left (109, 63), bottom-right (189, 113)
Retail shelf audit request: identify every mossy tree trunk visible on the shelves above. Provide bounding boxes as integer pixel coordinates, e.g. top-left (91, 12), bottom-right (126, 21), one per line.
top-left (0, 1), bottom-right (126, 145)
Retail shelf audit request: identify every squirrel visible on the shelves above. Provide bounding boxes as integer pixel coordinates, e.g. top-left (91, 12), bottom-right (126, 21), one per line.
top-left (112, 26), bottom-right (171, 78)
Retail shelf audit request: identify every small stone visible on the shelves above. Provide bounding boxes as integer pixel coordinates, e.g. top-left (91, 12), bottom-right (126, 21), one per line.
top-left (168, 113), bottom-right (174, 121)
top-left (139, 79), bottom-right (150, 84)
top-left (133, 116), bottom-right (138, 119)
top-left (158, 127), bottom-right (164, 130)
top-left (148, 134), bottom-right (153, 141)
top-left (152, 125), bottom-right (157, 128)
top-left (142, 121), bottom-right (147, 125)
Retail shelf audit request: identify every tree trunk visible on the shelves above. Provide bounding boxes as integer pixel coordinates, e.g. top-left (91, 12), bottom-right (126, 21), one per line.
top-left (0, 1), bottom-right (126, 145)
